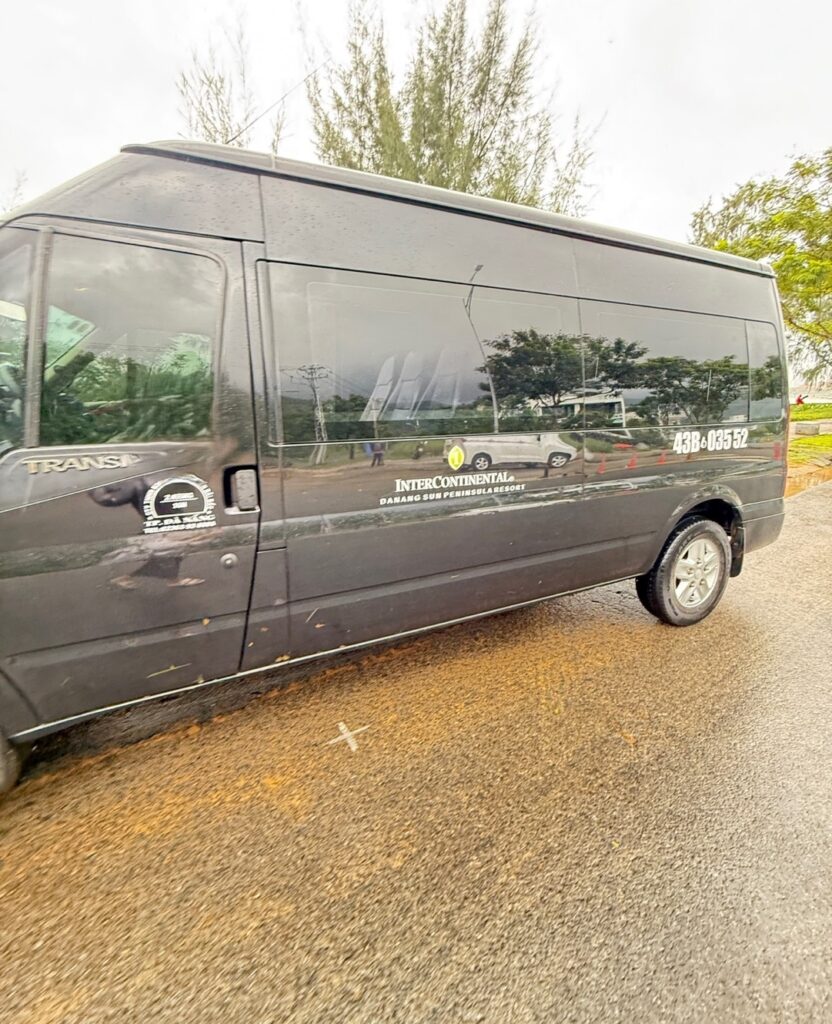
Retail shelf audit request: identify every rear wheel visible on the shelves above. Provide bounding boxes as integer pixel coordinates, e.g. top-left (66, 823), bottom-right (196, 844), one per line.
top-left (634, 574), bottom-right (658, 616)
top-left (636, 516), bottom-right (731, 626)
top-left (0, 732), bottom-right (24, 796)
top-left (471, 452), bottom-right (492, 471)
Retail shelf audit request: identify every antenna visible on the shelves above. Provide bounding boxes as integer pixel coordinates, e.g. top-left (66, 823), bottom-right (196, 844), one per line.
top-left (224, 59), bottom-right (332, 147)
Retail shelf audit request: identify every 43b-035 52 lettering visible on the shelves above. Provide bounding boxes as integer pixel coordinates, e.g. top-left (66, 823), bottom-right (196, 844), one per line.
top-left (672, 428), bottom-right (750, 454)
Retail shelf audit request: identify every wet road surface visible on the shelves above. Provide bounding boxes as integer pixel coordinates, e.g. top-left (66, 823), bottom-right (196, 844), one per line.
top-left (1, 484), bottom-right (830, 1023)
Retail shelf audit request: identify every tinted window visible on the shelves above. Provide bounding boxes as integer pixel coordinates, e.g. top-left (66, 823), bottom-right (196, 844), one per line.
top-left (469, 289), bottom-right (583, 430)
top-left (0, 229), bottom-right (33, 453)
top-left (747, 321), bottom-right (784, 420)
top-left (40, 235), bottom-right (221, 446)
top-left (267, 265), bottom-right (498, 443)
top-left (580, 302), bottom-right (750, 427)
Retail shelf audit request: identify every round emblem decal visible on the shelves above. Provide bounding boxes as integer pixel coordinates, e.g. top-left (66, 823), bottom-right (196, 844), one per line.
top-left (142, 475), bottom-right (217, 535)
top-left (447, 445), bottom-right (465, 472)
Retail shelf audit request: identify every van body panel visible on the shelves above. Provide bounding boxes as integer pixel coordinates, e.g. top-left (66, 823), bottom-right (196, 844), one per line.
top-left (240, 548), bottom-right (290, 671)
top-left (571, 236), bottom-right (779, 320)
top-left (11, 154), bottom-right (264, 242)
top-left (743, 512), bottom-right (785, 553)
top-left (285, 530), bottom-right (654, 658)
top-left (260, 177), bottom-right (580, 295)
top-left (0, 671), bottom-right (37, 737)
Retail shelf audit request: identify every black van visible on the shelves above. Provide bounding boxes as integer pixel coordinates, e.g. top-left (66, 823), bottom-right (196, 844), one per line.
top-left (0, 142), bottom-right (788, 791)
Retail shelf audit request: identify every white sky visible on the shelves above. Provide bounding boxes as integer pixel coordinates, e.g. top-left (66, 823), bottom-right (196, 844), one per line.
top-left (1, 0), bottom-right (829, 242)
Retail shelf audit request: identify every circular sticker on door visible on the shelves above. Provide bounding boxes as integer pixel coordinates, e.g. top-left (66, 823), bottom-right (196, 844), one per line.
top-left (142, 475), bottom-right (217, 535)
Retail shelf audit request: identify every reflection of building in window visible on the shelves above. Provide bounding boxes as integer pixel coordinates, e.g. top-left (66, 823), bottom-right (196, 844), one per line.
top-left (559, 389), bottom-right (629, 428)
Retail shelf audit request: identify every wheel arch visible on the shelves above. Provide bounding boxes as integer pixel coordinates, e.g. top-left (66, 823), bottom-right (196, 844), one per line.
top-left (653, 486), bottom-right (746, 578)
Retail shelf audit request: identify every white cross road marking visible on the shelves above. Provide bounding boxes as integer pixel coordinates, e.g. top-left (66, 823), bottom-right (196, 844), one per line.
top-left (326, 721), bottom-right (370, 753)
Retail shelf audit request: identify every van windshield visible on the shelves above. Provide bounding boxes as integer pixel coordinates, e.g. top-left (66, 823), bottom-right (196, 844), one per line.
top-left (0, 229), bottom-right (32, 454)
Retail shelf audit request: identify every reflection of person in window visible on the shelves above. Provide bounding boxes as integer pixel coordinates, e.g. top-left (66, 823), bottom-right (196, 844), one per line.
top-left (90, 479), bottom-right (205, 589)
top-left (370, 441), bottom-right (384, 467)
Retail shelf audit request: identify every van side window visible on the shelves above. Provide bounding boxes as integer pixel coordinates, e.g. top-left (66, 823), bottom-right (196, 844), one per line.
top-left (0, 229), bottom-right (33, 454)
top-left (267, 265), bottom-right (498, 443)
top-left (39, 235), bottom-right (221, 447)
top-left (747, 321), bottom-right (784, 420)
top-left (580, 302), bottom-right (750, 428)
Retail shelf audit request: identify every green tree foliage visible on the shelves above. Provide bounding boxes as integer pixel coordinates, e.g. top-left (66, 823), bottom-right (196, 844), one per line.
top-left (480, 328), bottom-right (583, 422)
top-left (1, 171), bottom-right (28, 215)
top-left (482, 330), bottom-right (748, 426)
top-left (40, 341), bottom-right (213, 446)
top-left (692, 149), bottom-right (832, 382)
top-left (637, 357), bottom-right (745, 426)
top-left (309, 0), bottom-right (593, 214)
top-left (584, 336), bottom-right (647, 392)
top-left (178, 16), bottom-right (285, 153)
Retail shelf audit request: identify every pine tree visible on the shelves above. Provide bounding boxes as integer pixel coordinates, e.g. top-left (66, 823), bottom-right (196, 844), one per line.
top-left (308, 0), bottom-right (593, 215)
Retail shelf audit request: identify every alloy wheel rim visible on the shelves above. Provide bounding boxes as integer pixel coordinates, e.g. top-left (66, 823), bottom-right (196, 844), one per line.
top-left (673, 537), bottom-right (721, 608)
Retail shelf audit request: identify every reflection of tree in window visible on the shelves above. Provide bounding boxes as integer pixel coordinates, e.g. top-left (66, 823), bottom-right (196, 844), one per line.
top-left (747, 321), bottom-right (784, 420)
top-left (751, 355), bottom-right (781, 402)
top-left (0, 230), bottom-right (32, 452)
top-left (587, 306), bottom-right (752, 427)
top-left (478, 320), bottom-right (754, 428)
top-left (39, 236), bottom-right (220, 447)
top-left (479, 329), bottom-right (584, 428)
top-left (631, 356), bottom-right (747, 426)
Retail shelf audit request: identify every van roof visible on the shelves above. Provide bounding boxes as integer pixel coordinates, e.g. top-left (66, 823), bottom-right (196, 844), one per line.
top-left (122, 141), bottom-right (773, 278)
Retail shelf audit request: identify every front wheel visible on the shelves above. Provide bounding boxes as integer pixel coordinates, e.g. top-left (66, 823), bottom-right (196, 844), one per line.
top-left (0, 732), bottom-right (24, 796)
top-left (635, 516), bottom-right (731, 626)
top-left (547, 452), bottom-right (570, 469)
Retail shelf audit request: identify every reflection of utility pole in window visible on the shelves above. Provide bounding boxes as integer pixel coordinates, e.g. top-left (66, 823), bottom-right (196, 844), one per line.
top-left (293, 363), bottom-right (329, 464)
top-left (359, 355), bottom-right (395, 439)
top-left (463, 264), bottom-right (499, 432)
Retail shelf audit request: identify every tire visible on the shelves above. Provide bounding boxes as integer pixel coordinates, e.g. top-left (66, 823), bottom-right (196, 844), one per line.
top-left (0, 731), bottom-right (24, 796)
top-left (547, 452), bottom-right (570, 469)
top-left (471, 452), bottom-right (492, 471)
top-left (636, 516), bottom-right (731, 626)
top-left (634, 574), bottom-right (659, 616)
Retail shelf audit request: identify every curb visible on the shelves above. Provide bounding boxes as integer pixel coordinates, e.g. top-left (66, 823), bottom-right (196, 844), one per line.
top-left (786, 463), bottom-right (832, 497)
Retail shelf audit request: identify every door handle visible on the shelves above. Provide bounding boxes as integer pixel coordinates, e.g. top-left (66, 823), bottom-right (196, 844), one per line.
top-left (225, 466), bottom-right (260, 512)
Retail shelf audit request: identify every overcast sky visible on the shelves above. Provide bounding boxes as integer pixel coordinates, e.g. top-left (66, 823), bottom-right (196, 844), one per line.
top-left (2, 0), bottom-right (829, 242)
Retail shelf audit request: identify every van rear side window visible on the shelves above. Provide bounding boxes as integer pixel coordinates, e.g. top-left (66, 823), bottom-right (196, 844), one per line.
top-left (581, 302), bottom-right (750, 427)
top-left (747, 321), bottom-right (784, 420)
top-left (39, 235), bottom-right (222, 447)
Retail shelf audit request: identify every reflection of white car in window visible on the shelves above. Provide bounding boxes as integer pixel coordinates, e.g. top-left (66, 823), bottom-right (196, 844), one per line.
top-left (444, 433), bottom-right (578, 472)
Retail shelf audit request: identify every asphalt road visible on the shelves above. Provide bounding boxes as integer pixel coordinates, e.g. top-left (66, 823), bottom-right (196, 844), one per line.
top-left (1, 484), bottom-right (830, 1024)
